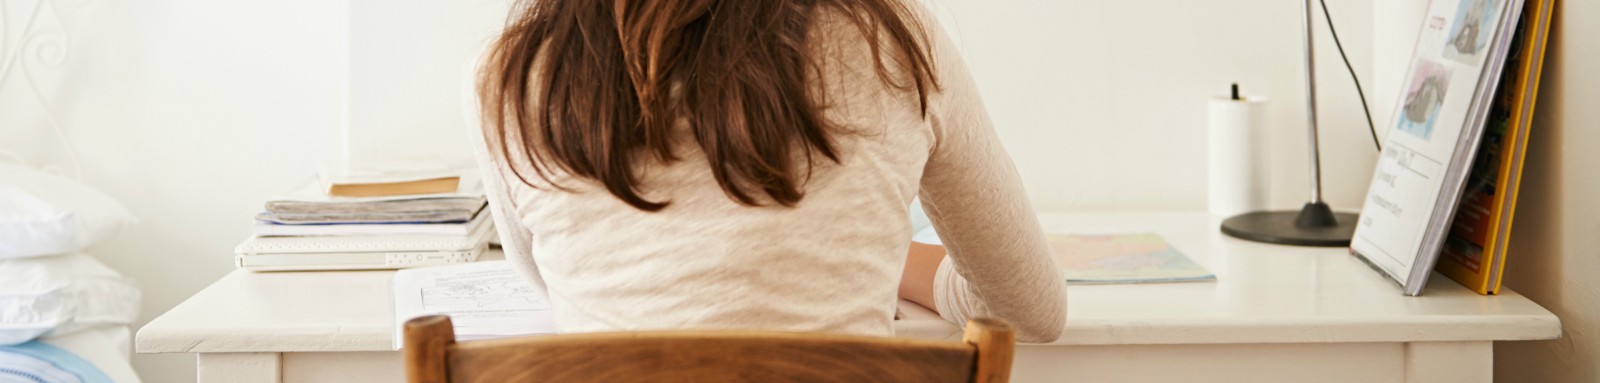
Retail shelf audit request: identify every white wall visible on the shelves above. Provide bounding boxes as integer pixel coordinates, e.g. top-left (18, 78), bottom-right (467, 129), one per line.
top-left (345, 0), bottom-right (511, 167)
top-left (3, 1), bottom-right (1379, 381)
top-left (931, 0), bottom-right (1380, 213)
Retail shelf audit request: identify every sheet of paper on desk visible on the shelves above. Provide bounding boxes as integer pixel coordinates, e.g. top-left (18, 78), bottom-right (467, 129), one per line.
top-left (1048, 233), bottom-right (1214, 284)
top-left (393, 260), bottom-right (555, 349)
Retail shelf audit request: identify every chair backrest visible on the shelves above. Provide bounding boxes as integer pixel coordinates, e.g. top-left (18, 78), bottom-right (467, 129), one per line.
top-left (404, 315), bottom-right (1014, 383)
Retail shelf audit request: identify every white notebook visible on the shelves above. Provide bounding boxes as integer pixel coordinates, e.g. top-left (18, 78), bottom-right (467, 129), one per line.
top-left (235, 222), bottom-right (491, 271)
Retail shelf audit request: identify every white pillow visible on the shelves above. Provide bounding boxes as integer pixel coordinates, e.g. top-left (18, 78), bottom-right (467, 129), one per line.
top-left (0, 253), bottom-right (142, 346)
top-left (0, 164), bottom-right (136, 259)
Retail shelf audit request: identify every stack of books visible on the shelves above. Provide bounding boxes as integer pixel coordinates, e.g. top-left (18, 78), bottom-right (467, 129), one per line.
top-left (1436, 0), bottom-right (1554, 295)
top-left (1350, 0), bottom-right (1553, 296)
top-left (234, 169), bottom-right (494, 271)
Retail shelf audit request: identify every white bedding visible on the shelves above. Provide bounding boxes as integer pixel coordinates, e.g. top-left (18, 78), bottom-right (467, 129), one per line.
top-left (38, 326), bottom-right (142, 383)
top-left (0, 154), bottom-right (142, 382)
top-left (3, 80), bottom-right (141, 381)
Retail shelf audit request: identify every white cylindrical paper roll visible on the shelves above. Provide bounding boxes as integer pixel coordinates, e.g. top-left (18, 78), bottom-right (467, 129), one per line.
top-left (1207, 97), bottom-right (1268, 216)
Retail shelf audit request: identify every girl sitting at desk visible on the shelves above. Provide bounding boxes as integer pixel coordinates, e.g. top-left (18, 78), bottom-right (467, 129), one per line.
top-left (467, 0), bottom-right (1066, 343)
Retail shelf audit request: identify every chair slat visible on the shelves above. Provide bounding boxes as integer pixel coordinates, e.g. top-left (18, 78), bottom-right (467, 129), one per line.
top-left (403, 315), bottom-right (1015, 383)
top-left (450, 332), bottom-right (974, 383)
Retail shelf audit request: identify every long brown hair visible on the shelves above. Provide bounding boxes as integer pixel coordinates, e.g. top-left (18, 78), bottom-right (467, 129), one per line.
top-left (479, 0), bottom-right (938, 211)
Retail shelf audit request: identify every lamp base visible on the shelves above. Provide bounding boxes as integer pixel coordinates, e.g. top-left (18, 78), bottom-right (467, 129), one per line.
top-left (1221, 202), bottom-right (1359, 247)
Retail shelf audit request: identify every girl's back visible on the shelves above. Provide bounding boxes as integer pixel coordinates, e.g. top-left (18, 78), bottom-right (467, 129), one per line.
top-left (470, 0), bottom-right (1066, 342)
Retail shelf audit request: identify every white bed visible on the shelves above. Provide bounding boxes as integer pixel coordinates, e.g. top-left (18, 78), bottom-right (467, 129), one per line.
top-left (31, 319), bottom-right (144, 383)
top-left (0, 153), bottom-right (145, 383)
top-left (2, 2), bottom-right (146, 380)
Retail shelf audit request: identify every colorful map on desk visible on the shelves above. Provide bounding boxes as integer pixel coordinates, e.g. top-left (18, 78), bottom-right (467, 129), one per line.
top-left (1049, 233), bottom-right (1215, 284)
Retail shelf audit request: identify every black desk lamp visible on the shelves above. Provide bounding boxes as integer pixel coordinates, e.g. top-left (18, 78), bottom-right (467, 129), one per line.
top-left (1220, 0), bottom-right (1358, 247)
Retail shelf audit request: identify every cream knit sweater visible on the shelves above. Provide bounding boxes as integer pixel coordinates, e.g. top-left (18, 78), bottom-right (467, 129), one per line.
top-left (467, 2), bottom-right (1067, 343)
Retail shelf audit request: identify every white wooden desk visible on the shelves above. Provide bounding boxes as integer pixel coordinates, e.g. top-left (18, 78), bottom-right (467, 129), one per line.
top-left (138, 212), bottom-right (1561, 382)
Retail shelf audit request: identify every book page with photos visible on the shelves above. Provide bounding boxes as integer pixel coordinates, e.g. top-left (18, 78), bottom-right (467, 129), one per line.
top-left (1352, 0), bottom-right (1518, 288)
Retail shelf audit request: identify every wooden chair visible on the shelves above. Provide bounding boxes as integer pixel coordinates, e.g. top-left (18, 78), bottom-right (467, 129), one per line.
top-left (403, 315), bottom-right (1015, 383)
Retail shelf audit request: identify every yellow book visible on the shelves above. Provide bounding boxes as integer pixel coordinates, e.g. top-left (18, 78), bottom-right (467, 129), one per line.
top-left (326, 177), bottom-right (460, 198)
top-left (1436, 0), bottom-right (1553, 295)
top-left (319, 161), bottom-right (463, 198)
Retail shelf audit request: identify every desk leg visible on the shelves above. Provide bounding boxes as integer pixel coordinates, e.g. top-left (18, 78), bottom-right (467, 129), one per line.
top-left (197, 352), bottom-right (282, 383)
top-left (1404, 341), bottom-right (1492, 383)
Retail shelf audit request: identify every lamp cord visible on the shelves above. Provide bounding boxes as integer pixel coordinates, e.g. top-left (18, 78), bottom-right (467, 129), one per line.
top-left (1318, 0), bottom-right (1383, 152)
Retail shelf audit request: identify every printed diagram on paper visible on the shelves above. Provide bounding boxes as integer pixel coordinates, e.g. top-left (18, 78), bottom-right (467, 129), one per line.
top-left (394, 260), bottom-right (556, 348)
top-left (421, 272), bottom-right (545, 316)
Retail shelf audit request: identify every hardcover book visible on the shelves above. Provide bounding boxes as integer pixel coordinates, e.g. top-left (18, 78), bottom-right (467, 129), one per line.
top-left (1435, 0), bottom-right (1553, 295)
top-left (1350, 0), bottom-right (1528, 296)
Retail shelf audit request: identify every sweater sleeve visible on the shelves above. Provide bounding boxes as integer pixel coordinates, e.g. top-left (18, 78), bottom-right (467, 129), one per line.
top-left (912, 3), bottom-right (1068, 343)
